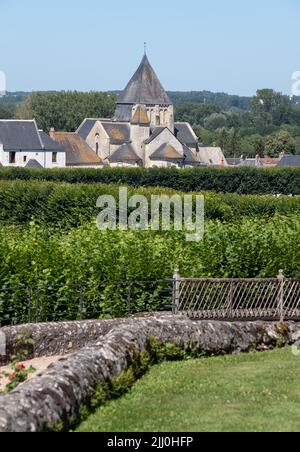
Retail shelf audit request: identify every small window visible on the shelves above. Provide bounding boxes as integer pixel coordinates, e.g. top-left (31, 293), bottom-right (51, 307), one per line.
top-left (95, 143), bottom-right (99, 155)
top-left (9, 152), bottom-right (16, 164)
top-left (23, 156), bottom-right (27, 163)
top-left (156, 116), bottom-right (160, 126)
top-left (52, 152), bottom-right (57, 163)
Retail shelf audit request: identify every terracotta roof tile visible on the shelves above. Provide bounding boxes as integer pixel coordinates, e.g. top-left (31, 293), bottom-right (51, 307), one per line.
top-left (52, 132), bottom-right (102, 166)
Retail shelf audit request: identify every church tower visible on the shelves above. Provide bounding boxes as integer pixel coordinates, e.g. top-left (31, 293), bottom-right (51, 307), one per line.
top-left (114, 54), bottom-right (174, 132)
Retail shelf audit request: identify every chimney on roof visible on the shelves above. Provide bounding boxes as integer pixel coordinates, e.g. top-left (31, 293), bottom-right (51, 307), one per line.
top-left (49, 127), bottom-right (55, 139)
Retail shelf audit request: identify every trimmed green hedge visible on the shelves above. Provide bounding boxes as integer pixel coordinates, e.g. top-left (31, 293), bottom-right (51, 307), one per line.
top-left (0, 216), bottom-right (299, 325)
top-left (0, 166), bottom-right (299, 195)
top-left (0, 180), bottom-right (299, 227)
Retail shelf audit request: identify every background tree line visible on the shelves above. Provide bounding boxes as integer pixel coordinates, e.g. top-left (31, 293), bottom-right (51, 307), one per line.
top-left (175, 90), bottom-right (300, 157)
top-left (1, 89), bottom-right (300, 157)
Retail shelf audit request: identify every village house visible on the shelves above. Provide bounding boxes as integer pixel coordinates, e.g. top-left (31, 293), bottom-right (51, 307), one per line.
top-left (77, 54), bottom-right (227, 168)
top-left (0, 120), bottom-right (65, 168)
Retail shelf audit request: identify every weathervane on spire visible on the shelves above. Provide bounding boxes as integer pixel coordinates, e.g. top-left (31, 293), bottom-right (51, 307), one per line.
top-left (144, 42), bottom-right (147, 55)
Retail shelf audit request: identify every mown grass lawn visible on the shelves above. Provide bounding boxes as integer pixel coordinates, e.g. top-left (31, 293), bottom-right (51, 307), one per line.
top-left (77, 348), bottom-right (300, 432)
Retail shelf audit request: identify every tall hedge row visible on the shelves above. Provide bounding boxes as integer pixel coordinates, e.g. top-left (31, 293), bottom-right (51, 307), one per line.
top-left (0, 216), bottom-right (299, 324)
top-left (0, 167), bottom-right (299, 195)
top-left (0, 180), bottom-right (299, 228)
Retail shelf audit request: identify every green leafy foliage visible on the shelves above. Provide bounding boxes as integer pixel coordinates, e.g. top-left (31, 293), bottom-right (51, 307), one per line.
top-left (0, 180), bottom-right (299, 228)
top-left (15, 91), bottom-right (116, 132)
top-left (0, 167), bottom-right (299, 195)
top-left (0, 215), bottom-right (299, 324)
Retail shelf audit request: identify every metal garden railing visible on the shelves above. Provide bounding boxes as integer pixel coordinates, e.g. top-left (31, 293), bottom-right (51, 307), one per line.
top-left (1, 270), bottom-right (299, 327)
top-left (173, 269), bottom-right (300, 321)
top-left (0, 279), bottom-right (173, 327)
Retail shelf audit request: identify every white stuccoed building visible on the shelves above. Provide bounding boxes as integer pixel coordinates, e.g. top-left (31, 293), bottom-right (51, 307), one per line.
top-left (0, 120), bottom-right (66, 168)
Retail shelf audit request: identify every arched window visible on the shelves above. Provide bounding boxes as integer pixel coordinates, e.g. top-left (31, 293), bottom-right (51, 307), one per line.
top-left (95, 142), bottom-right (99, 155)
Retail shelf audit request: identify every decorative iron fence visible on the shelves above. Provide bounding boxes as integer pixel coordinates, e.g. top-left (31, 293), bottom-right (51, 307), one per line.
top-left (173, 269), bottom-right (300, 321)
top-left (0, 279), bottom-right (173, 327)
top-left (1, 270), bottom-right (299, 327)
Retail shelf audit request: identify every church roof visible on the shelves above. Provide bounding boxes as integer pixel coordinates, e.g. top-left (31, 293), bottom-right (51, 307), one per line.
top-left (144, 127), bottom-right (166, 144)
top-left (175, 122), bottom-right (198, 146)
top-left (76, 118), bottom-right (111, 140)
top-left (77, 119), bottom-right (98, 140)
top-left (118, 55), bottom-right (172, 106)
top-left (131, 105), bottom-right (150, 125)
top-left (101, 122), bottom-right (131, 144)
top-left (109, 143), bottom-right (142, 163)
top-left (149, 143), bottom-right (183, 161)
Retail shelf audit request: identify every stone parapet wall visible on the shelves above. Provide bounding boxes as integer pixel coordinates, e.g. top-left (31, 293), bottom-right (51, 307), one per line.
top-left (0, 318), bottom-right (130, 365)
top-left (0, 316), bottom-right (300, 432)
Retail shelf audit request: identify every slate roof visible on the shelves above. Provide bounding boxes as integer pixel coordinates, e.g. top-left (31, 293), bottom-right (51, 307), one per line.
top-left (0, 120), bottom-right (43, 151)
top-left (144, 127), bottom-right (166, 145)
top-left (182, 145), bottom-right (199, 164)
top-left (118, 55), bottom-right (172, 106)
top-left (77, 119), bottom-right (98, 140)
top-left (149, 143), bottom-right (183, 161)
top-left (25, 159), bottom-right (43, 168)
top-left (240, 159), bottom-right (259, 167)
top-left (277, 155), bottom-right (300, 167)
top-left (101, 122), bottom-right (131, 145)
top-left (175, 123), bottom-right (198, 146)
top-left (39, 131), bottom-right (64, 152)
top-left (76, 118), bottom-right (111, 140)
top-left (51, 132), bottom-right (102, 166)
top-left (114, 104), bottom-right (133, 122)
top-left (198, 147), bottom-right (228, 166)
top-left (227, 158), bottom-right (241, 166)
top-left (108, 143), bottom-right (142, 163)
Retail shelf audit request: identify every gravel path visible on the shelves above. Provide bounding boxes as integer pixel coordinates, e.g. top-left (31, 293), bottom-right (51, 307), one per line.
top-left (0, 355), bottom-right (69, 392)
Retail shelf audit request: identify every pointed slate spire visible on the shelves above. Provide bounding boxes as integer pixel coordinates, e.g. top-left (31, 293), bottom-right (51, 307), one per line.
top-left (118, 54), bottom-right (171, 105)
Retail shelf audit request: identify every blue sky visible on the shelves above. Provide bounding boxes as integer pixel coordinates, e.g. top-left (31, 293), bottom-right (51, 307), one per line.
top-left (1, 0), bottom-right (299, 96)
